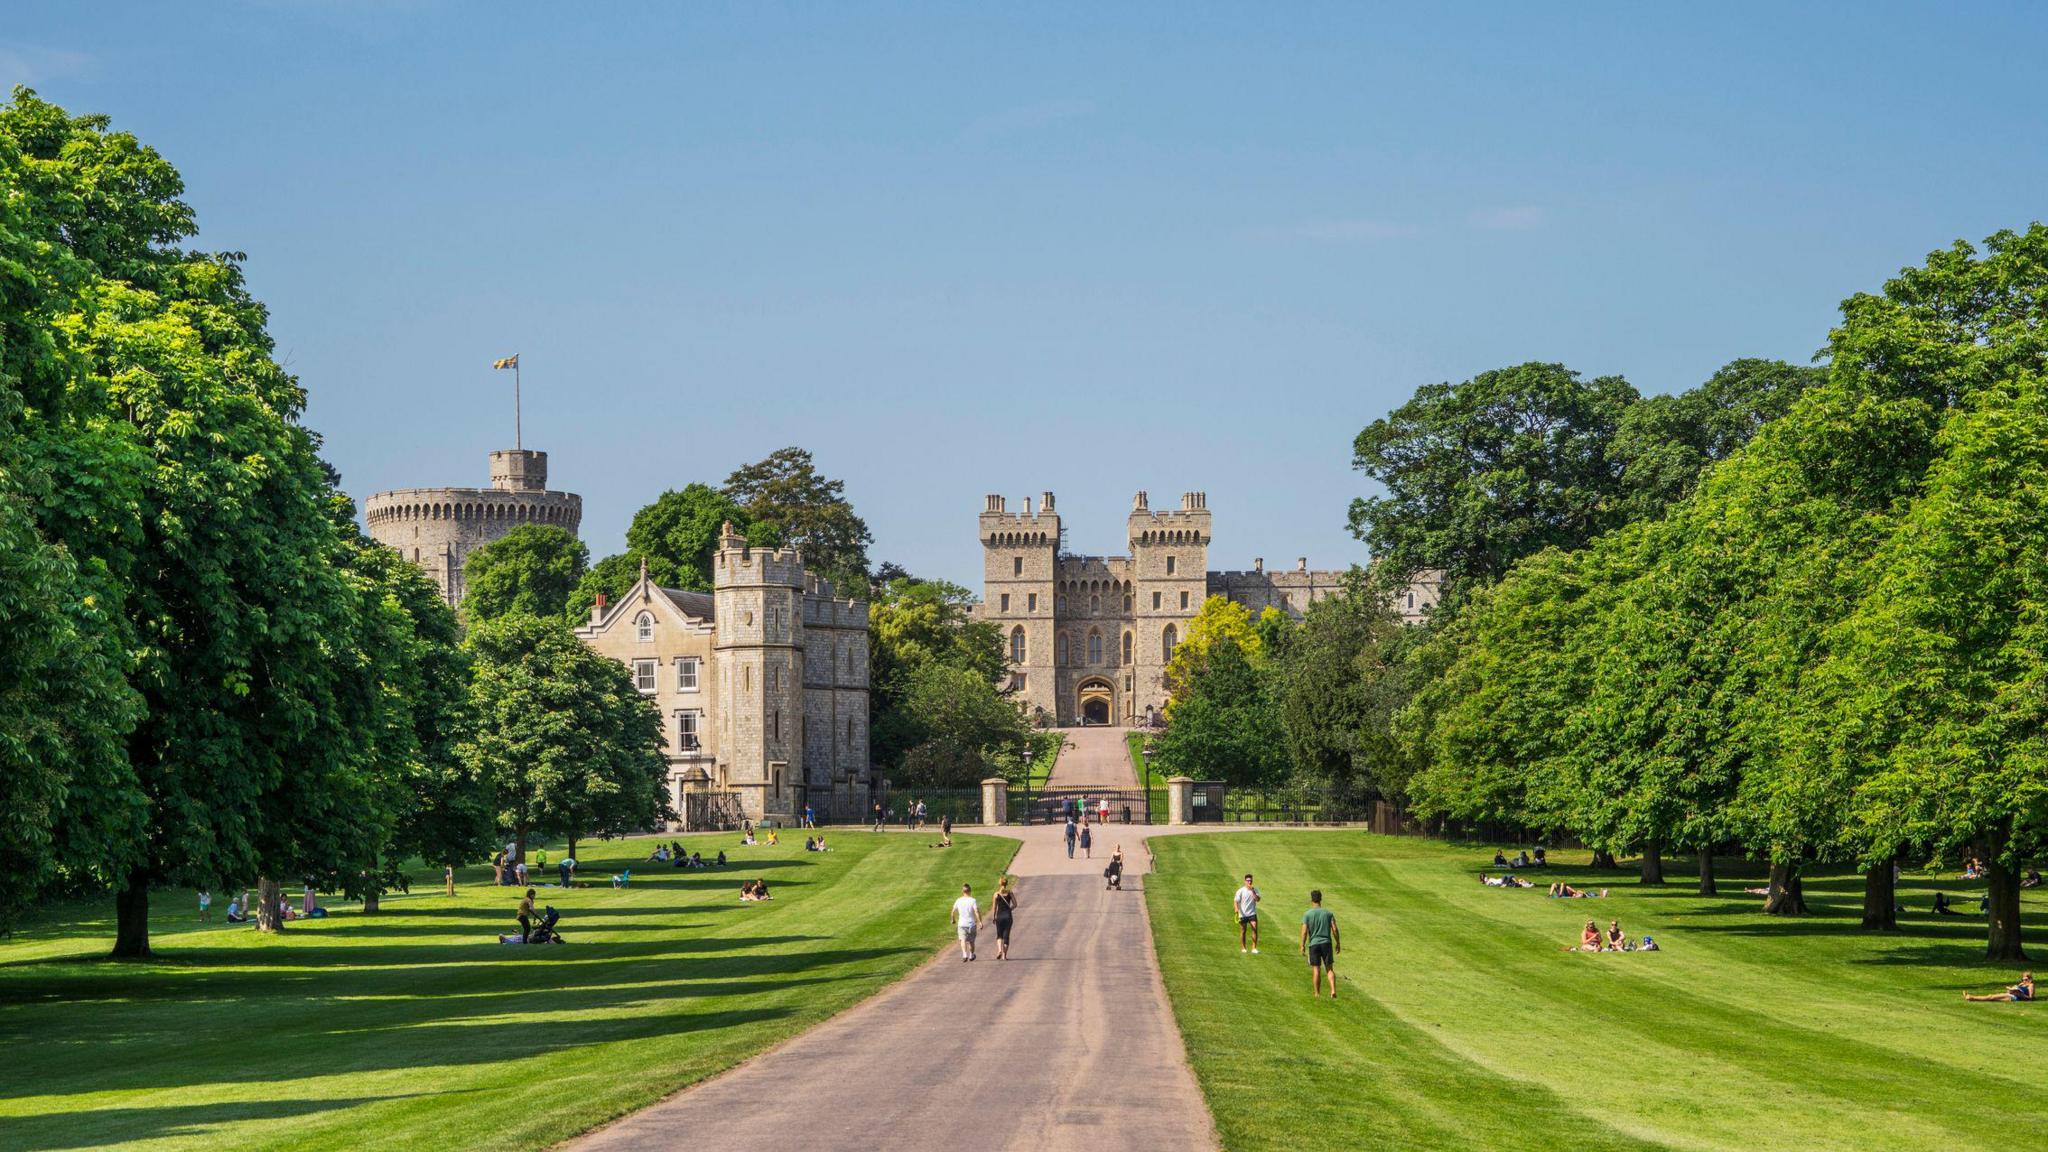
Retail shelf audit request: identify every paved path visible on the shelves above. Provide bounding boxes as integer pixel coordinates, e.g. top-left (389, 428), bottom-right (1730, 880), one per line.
top-left (1042, 725), bottom-right (1140, 791)
top-left (565, 732), bottom-right (1217, 1152)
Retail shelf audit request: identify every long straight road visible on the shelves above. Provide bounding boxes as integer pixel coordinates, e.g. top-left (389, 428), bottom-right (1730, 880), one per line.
top-left (564, 730), bottom-right (1216, 1152)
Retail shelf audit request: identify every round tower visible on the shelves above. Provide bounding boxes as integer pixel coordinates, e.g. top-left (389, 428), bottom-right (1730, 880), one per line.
top-left (364, 448), bottom-right (582, 605)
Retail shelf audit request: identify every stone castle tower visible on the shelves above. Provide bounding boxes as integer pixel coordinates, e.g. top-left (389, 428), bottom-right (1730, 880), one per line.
top-left (977, 490), bottom-right (1438, 726)
top-left (713, 521), bottom-right (808, 822)
top-left (364, 448), bottom-right (582, 605)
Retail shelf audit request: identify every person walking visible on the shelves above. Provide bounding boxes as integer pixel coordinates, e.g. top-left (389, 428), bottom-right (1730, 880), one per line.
top-left (491, 851), bottom-right (506, 887)
top-left (803, 804), bottom-right (815, 829)
top-left (1233, 873), bottom-right (1262, 953)
top-left (198, 888), bottom-right (212, 921)
top-left (1299, 889), bottom-right (1340, 999)
top-left (1079, 819), bottom-right (1093, 860)
top-left (991, 876), bottom-right (1018, 959)
top-left (939, 812), bottom-right (953, 848)
top-left (951, 882), bottom-right (981, 962)
top-left (873, 800), bottom-right (885, 831)
top-left (915, 799), bottom-right (928, 829)
top-left (535, 846), bottom-right (548, 875)
top-left (1064, 815), bottom-right (1078, 859)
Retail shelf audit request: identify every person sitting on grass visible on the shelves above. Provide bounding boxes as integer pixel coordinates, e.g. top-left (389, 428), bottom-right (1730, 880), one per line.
top-left (1532, 848), bottom-right (1548, 867)
top-left (1605, 919), bottom-right (1629, 951)
top-left (672, 849), bottom-right (688, 868)
top-left (2025, 869), bottom-right (2044, 889)
top-left (740, 879), bottom-right (759, 901)
top-left (815, 835), bottom-right (830, 852)
top-left (1965, 972), bottom-right (2034, 1003)
top-left (224, 894), bottom-right (250, 924)
top-left (1493, 850), bottom-right (1509, 867)
top-left (1568, 919), bottom-right (1602, 952)
top-left (714, 851), bottom-right (727, 867)
top-left (1933, 891), bottom-right (1964, 915)
top-left (1961, 857), bottom-right (1985, 879)
top-left (650, 845), bottom-right (669, 863)
top-left (805, 836), bottom-right (818, 851)
top-left (766, 829), bottom-right (780, 847)
top-left (1515, 850), bottom-right (1533, 868)
top-left (741, 831), bottom-right (756, 846)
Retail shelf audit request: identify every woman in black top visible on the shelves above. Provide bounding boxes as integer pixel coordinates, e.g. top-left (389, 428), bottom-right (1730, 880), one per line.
top-left (991, 877), bottom-right (1018, 959)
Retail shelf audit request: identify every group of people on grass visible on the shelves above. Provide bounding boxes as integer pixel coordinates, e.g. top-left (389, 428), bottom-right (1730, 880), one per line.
top-left (1567, 917), bottom-right (1656, 953)
top-left (1226, 874), bottom-right (1341, 998)
top-left (650, 842), bottom-right (727, 869)
top-left (739, 878), bottom-right (773, 902)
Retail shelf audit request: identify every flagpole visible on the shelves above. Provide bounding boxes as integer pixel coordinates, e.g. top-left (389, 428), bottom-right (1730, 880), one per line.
top-left (515, 359), bottom-right (522, 450)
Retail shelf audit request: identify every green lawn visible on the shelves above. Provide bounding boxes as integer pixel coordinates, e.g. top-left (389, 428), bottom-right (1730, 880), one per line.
top-left (1126, 731), bottom-right (1169, 823)
top-left (0, 831), bottom-right (1015, 1151)
top-left (1146, 831), bottom-right (2047, 1152)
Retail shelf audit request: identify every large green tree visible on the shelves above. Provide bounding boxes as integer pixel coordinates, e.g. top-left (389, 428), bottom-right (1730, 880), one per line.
top-left (868, 577), bottom-right (1009, 776)
top-left (1608, 358), bottom-right (1824, 521)
top-left (461, 614), bottom-right (670, 858)
top-left (1348, 362), bottom-right (1638, 603)
top-left (461, 523), bottom-right (589, 623)
top-left (723, 447), bottom-right (872, 591)
top-left (568, 483), bottom-right (758, 622)
top-left (3, 91), bottom-right (402, 955)
top-left (1153, 637), bottom-right (1289, 790)
top-left (1275, 580), bottom-right (1415, 809)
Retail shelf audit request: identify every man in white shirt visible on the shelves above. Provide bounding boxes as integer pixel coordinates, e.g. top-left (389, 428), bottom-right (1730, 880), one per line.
top-left (951, 883), bottom-right (981, 962)
top-left (1233, 874), bottom-right (1262, 954)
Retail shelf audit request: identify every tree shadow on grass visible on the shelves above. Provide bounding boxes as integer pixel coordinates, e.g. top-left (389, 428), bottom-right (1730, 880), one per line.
top-left (7, 1092), bottom-right (461, 1152)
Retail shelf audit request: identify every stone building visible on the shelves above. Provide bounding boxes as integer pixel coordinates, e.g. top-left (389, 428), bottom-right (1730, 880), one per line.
top-left (575, 524), bottom-right (870, 828)
top-left (975, 490), bottom-right (1440, 727)
top-left (364, 448), bottom-right (582, 606)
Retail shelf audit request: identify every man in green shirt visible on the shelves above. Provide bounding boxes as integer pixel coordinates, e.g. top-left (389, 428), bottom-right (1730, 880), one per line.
top-left (1299, 890), bottom-right (1340, 1000)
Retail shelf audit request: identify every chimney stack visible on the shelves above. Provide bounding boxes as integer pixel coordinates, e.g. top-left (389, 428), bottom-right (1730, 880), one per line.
top-left (1297, 557), bottom-right (1308, 573)
top-left (1133, 490), bottom-right (1149, 511)
top-left (1254, 557), bottom-right (1264, 574)
top-left (590, 592), bottom-right (607, 627)
top-left (1042, 491), bottom-right (1055, 512)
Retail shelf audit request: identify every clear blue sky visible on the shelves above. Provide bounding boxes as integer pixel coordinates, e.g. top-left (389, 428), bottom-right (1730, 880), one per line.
top-left (8, 4), bottom-right (2045, 586)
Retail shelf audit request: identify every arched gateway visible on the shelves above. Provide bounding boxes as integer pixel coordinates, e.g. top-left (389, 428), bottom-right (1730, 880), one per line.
top-left (1076, 677), bottom-right (1115, 725)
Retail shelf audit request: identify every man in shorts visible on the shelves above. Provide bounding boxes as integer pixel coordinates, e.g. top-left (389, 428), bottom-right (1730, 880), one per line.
top-left (1233, 874), bottom-right (1261, 953)
top-left (951, 883), bottom-right (980, 962)
top-left (1299, 889), bottom-right (1340, 999)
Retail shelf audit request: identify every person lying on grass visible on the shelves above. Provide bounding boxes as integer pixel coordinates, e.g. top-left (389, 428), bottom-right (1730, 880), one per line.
top-left (1483, 874), bottom-right (1534, 888)
top-left (1964, 972), bottom-right (2033, 1002)
top-left (1549, 882), bottom-right (1606, 898)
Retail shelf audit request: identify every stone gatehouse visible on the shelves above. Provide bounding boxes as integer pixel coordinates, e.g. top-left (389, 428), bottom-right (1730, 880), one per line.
top-left (975, 490), bottom-right (1438, 727)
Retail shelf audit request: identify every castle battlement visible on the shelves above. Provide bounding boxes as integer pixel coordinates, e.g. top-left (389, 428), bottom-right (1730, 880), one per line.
top-left (364, 449), bottom-right (582, 606)
top-left (979, 492), bottom-right (1061, 544)
top-left (714, 523), bottom-right (807, 588)
top-left (1127, 491), bottom-right (1212, 545)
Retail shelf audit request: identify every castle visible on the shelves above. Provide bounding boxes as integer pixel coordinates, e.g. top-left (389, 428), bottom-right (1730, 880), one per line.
top-left (575, 523), bottom-right (871, 828)
top-left (364, 448), bottom-right (582, 605)
top-left (975, 491), bottom-right (1439, 727)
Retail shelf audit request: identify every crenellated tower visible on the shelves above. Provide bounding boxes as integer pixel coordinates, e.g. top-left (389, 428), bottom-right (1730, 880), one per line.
top-left (1129, 491), bottom-right (1211, 717)
top-left (713, 522), bottom-right (807, 823)
top-left (979, 492), bottom-right (1060, 720)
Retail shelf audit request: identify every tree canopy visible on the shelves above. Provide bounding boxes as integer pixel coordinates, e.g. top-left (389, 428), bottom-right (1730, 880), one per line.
top-left (462, 524), bottom-right (589, 623)
top-left (722, 447), bottom-right (872, 591)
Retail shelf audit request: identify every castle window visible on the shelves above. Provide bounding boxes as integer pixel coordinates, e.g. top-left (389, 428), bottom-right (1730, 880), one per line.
top-left (772, 710), bottom-right (781, 741)
top-left (633, 659), bottom-right (658, 694)
top-left (1152, 592), bottom-right (1161, 610)
top-left (1011, 672), bottom-right (1028, 692)
top-left (1058, 595), bottom-right (1067, 614)
top-left (1000, 593), bottom-right (1010, 612)
top-left (1180, 591), bottom-right (1190, 610)
top-left (1090, 594), bottom-right (1099, 614)
top-left (1013, 557), bottom-right (1023, 576)
top-left (1028, 593), bottom-right (1038, 611)
top-left (1124, 594), bottom-right (1132, 613)
top-left (675, 656), bottom-right (700, 691)
top-left (1407, 591), bottom-right (1416, 609)
top-left (1056, 633), bottom-right (1069, 666)
top-left (1122, 631), bottom-right (1132, 665)
top-left (1010, 626), bottom-right (1027, 663)
top-left (1088, 631), bottom-right (1102, 664)
top-left (635, 612), bottom-right (655, 642)
top-left (675, 710), bottom-right (701, 751)
top-left (847, 716), bottom-right (855, 744)
top-left (1166, 557), bottom-right (1176, 575)
top-left (1162, 624), bottom-right (1178, 662)
top-left (744, 666), bottom-right (751, 691)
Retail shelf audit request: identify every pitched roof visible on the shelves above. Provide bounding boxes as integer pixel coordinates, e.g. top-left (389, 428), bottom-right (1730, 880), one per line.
top-left (659, 587), bottom-right (716, 622)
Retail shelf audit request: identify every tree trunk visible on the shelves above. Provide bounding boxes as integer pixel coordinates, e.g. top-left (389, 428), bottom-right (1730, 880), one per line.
top-left (568, 831), bottom-right (579, 863)
top-left (1763, 862), bottom-right (1807, 915)
top-left (112, 870), bottom-right (152, 959)
top-left (362, 890), bottom-right (381, 915)
top-left (445, 865), bottom-right (456, 898)
top-left (1639, 840), bottom-right (1665, 885)
top-left (256, 878), bottom-right (284, 933)
top-left (1590, 849), bottom-right (1617, 870)
top-left (1860, 859), bottom-right (1897, 931)
top-left (1986, 855), bottom-right (2028, 961)
top-left (1697, 846), bottom-right (1717, 896)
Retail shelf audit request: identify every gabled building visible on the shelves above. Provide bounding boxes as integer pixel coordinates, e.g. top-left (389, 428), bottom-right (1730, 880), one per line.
top-left (576, 524), bottom-right (870, 827)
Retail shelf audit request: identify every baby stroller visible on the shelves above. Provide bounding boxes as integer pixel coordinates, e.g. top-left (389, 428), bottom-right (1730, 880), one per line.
top-left (500, 905), bottom-right (564, 945)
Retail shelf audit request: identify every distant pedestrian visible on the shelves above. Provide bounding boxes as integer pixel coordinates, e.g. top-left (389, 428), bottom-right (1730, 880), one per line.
top-left (991, 877), bottom-right (1018, 960)
top-left (198, 889), bottom-right (212, 921)
top-left (1233, 874), bottom-right (1261, 953)
top-left (535, 846), bottom-right (548, 873)
top-left (803, 804), bottom-right (816, 829)
top-left (1098, 797), bottom-right (1109, 825)
top-left (915, 799), bottom-right (928, 829)
top-left (1299, 889), bottom-right (1340, 999)
top-left (939, 813), bottom-right (953, 848)
top-left (445, 865), bottom-right (456, 897)
top-left (951, 883), bottom-right (980, 962)
top-left (491, 851), bottom-right (506, 886)
top-left (559, 856), bottom-right (576, 888)
top-left (873, 801), bottom-right (885, 831)
top-left (1079, 820), bottom-right (1093, 860)
top-left (1064, 816), bottom-right (1078, 859)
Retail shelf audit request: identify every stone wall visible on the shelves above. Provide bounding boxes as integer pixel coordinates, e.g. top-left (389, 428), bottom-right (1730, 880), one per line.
top-left (364, 448), bottom-right (581, 605)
